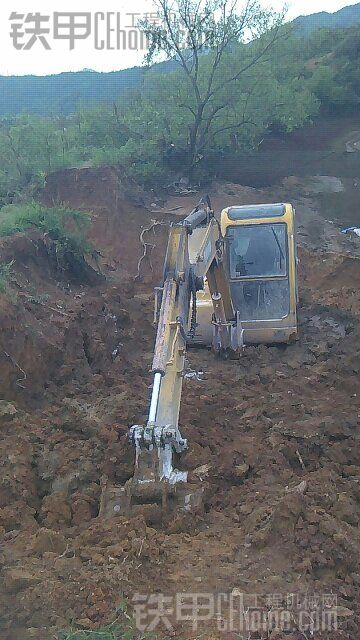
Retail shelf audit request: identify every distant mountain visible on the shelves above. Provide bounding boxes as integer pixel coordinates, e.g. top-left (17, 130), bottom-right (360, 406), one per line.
top-left (0, 3), bottom-right (359, 117)
top-left (293, 2), bottom-right (360, 34)
top-left (0, 68), bottom-right (145, 117)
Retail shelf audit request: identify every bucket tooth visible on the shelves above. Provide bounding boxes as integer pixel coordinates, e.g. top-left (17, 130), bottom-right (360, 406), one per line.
top-left (99, 477), bottom-right (207, 522)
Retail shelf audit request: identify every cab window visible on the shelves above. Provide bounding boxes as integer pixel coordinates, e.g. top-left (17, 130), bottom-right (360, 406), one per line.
top-left (226, 223), bottom-right (287, 279)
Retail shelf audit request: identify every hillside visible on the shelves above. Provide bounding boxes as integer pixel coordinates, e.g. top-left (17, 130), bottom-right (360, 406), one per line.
top-left (294, 1), bottom-right (360, 33)
top-left (1, 3), bottom-right (359, 117)
top-left (0, 143), bottom-right (360, 639)
top-left (0, 68), bottom-right (145, 117)
top-left (0, 59), bottom-right (178, 118)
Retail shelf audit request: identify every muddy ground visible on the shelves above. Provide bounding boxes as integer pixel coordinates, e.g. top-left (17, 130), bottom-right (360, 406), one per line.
top-left (0, 121), bottom-right (359, 640)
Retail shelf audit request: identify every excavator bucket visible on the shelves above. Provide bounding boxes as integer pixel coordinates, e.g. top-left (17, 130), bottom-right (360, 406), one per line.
top-left (99, 427), bottom-right (207, 523)
top-left (99, 474), bottom-right (207, 524)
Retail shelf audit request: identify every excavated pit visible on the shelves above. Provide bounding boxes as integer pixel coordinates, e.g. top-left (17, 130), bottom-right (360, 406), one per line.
top-left (0, 170), bottom-right (359, 640)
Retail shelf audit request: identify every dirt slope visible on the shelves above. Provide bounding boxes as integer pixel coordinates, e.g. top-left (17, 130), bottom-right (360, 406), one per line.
top-left (0, 169), bottom-right (359, 640)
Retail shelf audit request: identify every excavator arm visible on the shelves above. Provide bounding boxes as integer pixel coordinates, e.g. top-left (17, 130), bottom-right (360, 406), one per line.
top-left (126, 198), bottom-right (241, 507)
top-left (100, 198), bottom-right (241, 519)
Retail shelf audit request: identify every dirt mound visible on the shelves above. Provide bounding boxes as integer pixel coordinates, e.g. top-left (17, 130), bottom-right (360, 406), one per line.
top-left (42, 166), bottom-right (170, 279)
top-left (0, 230), bottom-right (140, 405)
top-left (0, 171), bottom-right (359, 639)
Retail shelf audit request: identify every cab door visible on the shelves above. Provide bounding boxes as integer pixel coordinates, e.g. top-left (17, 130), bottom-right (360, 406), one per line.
top-left (225, 222), bottom-right (291, 322)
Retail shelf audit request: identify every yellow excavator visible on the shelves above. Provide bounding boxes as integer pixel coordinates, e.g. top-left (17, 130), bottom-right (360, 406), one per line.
top-left (100, 197), bottom-right (297, 520)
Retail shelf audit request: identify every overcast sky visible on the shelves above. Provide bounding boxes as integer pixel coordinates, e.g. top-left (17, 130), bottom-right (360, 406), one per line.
top-left (0, 0), bottom-right (356, 75)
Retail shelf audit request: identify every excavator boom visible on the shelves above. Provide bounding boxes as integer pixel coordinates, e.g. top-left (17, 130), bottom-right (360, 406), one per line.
top-left (130, 198), bottom-right (241, 503)
top-left (100, 197), bottom-right (241, 519)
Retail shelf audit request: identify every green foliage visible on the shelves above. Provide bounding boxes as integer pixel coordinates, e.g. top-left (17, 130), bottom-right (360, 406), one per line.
top-left (302, 26), bottom-right (360, 111)
top-left (0, 24), bottom-right (358, 191)
top-left (0, 202), bottom-right (91, 257)
top-left (0, 116), bottom-right (64, 183)
top-left (60, 623), bottom-right (123, 640)
top-left (78, 106), bottom-right (129, 149)
top-left (59, 603), bottom-right (147, 640)
top-left (0, 3), bottom-right (358, 118)
top-left (293, 3), bottom-right (360, 36)
top-left (0, 68), bottom-right (148, 117)
top-left (112, 34), bottom-right (319, 180)
top-left (139, 0), bottom-right (291, 177)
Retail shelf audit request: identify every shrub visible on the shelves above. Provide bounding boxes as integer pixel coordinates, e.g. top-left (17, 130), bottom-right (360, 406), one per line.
top-left (0, 202), bottom-right (92, 258)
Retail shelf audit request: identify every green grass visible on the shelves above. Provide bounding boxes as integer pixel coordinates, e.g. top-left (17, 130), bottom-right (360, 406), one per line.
top-left (60, 624), bottom-right (124, 640)
top-left (59, 604), bottom-right (148, 640)
top-left (0, 202), bottom-right (92, 258)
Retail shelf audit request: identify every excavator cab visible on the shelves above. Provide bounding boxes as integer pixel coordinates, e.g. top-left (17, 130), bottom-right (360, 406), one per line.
top-left (191, 203), bottom-right (297, 346)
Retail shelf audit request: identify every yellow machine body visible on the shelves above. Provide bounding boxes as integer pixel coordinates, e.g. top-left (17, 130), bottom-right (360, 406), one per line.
top-left (190, 203), bottom-right (297, 345)
top-left (100, 199), bottom-right (299, 521)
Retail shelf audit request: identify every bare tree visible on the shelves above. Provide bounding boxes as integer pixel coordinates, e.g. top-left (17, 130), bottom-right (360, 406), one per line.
top-left (140, 0), bottom-right (288, 180)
